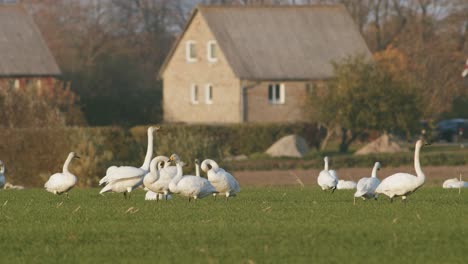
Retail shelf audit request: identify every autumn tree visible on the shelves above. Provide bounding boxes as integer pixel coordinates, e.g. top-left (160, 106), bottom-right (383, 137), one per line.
top-left (310, 56), bottom-right (422, 152)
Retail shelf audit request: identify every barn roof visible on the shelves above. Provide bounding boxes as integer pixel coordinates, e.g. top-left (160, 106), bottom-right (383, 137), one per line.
top-left (159, 5), bottom-right (372, 80)
top-left (0, 5), bottom-right (61, 77)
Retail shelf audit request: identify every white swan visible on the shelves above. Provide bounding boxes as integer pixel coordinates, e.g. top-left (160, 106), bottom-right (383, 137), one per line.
top-left (0, 160), bottom-right (5, 189)
top-left (442, 174), bottom-right (467, 189)
top-left (354, 162), bottom-right (381, 204)
top-left (317, 156), bottom-right (338, 192)
top-left (44, 152), bottom-right (80, 195)
top-left (169, 154), bottom-right (217, 202)
top-left (143, 155), bottom-right (177, 201)
top-left (201, 159), bottom-right (240, 199)
top-left (99, 126), bottom-right (158, 198)
top-left (337, 180), bottom-right (357, 190)
top-left (375, 139), bottom-right (428, 202)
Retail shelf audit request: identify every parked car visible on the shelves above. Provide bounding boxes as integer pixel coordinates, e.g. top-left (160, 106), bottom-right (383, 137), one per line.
top-left (436, 119), bottom-right (468, 142)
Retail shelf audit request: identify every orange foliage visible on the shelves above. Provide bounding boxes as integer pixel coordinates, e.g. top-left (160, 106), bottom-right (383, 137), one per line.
top-left (373, 45), bottom-right (408, 79)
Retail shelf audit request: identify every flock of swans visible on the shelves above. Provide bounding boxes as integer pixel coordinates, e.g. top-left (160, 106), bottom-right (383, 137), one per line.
top-left (0, 127), bottom-right (465, 203)
top-left (43, 126), bottom-right (241, 201)
top-left (318, 139), bottom-right (467, 203)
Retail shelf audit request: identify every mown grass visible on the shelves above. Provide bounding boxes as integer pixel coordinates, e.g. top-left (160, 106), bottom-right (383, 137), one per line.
top-left (0, 187), bottom-right (467, 263)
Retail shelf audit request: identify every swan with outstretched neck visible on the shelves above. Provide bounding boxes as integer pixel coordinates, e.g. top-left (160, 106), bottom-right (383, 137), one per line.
top-left (317, 156), bottom-right (338, 192)
top-left (376, 139), bottom-right (428, 202)
top-left (169, 154), bottom-right (217, 202)
top-left (99, 126), bottom-right (159, 198)
top-left (45, 152), bottom-right (80, 195)
top-left (354, 162), bottom-right (381, 204)
top-left (201, 159), bottom-right (240, 199)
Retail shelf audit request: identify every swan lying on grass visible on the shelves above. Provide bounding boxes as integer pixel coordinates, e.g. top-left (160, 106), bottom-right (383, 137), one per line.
top-left (45, 152), bottom-right (80, 195)
top-left (337, 180), bottom-right (357, 190)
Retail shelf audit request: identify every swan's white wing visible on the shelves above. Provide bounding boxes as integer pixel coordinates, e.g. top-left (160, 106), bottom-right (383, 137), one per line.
top-left (45, 173), bottom-right (76, 193)
top-left (329, 170), bottom-right (338, 180)
top-left (101, 166), bottom-right (145, 184)
top-left (376, 173), bottom-right (416, 195)
top-left (178, 175), bottom-right (216, 198)
top-left (355, 177), bottom-right (380, 197)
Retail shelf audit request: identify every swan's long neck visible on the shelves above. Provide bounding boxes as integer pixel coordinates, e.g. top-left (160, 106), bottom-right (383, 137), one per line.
top-left (371, 164), bottom-right (378, 178)
top-left (62, 154), bottom-right (73, 173)
top-left (324, 159), bottom-right (329, 171)
top-left (195, 163), bottom-right (200, 177)
top-left (140, 129), bottom-right (154, 171)
top-left (414, 143), bottom-right (425, 184)
top-left (169, 161), bottom-right (183, 193)
top-left (146, 157), bottom-right (166, 184)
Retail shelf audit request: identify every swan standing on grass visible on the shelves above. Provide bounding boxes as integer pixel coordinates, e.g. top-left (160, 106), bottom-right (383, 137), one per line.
top-left (375, 139), bottom-right (428, 202)
top-left (143, 155), bottom-right (176, 201)
top-left (169, 154), bottom-right (217, 202)
top-left (354, 162), bottom-right (381, 204)
top-left (99, 126), bottom-right (158, 198)
top-left (201, 159), bottom-right (240, 199)
top-left (317, 156), bottom-right (338, 192)
top-left (44, 152), bottom-right (80, 195)
top-left (337, 180), bottom-right (357, 190)
top-left (0, 160), bottom-right (5, 189)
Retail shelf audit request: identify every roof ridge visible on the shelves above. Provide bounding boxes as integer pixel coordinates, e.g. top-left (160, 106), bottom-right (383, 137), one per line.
top-left (197, 4), bottom-right (345, 10)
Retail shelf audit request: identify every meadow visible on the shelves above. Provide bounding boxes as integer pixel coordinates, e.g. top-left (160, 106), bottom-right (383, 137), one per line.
top-left (0, 187), bottom-right (467, 263)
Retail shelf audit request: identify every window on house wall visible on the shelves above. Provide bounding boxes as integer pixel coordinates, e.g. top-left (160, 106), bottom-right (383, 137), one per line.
top-left (268, 83), bottom-right (285, 104)
top-left (205, 84), bottom-right (213, 104)
top-left (207, 41), bottom-right (217, 62)
top-left (186, 41), bottom-right (197, 62)
top-left (190, 84), bottom-right (199, 104)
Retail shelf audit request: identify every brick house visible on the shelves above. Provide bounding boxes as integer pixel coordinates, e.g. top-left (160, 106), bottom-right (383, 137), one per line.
top-left (0, 5), bottom-right (61, 91)
top-left (159, 5), bottom-right (372, 124)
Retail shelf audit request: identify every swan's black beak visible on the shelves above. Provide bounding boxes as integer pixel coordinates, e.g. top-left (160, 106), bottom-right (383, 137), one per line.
top-left (75, 155), bottom-right (81, 159)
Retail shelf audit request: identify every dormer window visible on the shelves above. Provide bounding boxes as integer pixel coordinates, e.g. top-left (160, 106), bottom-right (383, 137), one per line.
top-left (268, 83), bottom-right (285, 104)
top-left (186, 41), bottom-right (197, 62)
top-left (207, 41), bottom-right (217, 62)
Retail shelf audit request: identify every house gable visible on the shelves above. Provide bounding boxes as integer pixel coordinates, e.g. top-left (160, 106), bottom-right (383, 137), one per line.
top-left (162, 10), bottom-right (241, 123)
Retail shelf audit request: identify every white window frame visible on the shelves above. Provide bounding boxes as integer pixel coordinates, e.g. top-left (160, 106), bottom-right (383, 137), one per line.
top-left (205, 84), bottom-right (213, 104)
top-left (207, 40), bottom-right (218, 62)
top-left (268, 83), bottom-right (285, 104)
top-left (190, 84), bottom-right (199, 104)
top-left (185, 40), bottom-right (197, 62)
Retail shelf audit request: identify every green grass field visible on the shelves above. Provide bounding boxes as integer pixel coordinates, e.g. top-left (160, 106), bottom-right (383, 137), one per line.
top-left (0, 187), bottom-right (467, 263)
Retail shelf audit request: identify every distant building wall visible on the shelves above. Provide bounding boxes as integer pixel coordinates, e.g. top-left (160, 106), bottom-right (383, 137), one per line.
top-left (0, 77), bottom-right (59, 90)
top-left (162, 13), bottom-right (241, 124)
top-left (242, 80), bottom-right (324, 123)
